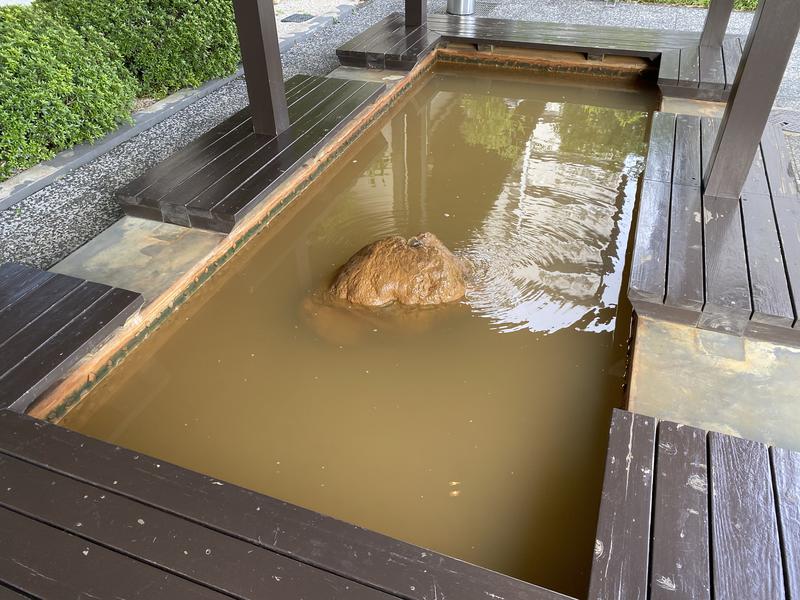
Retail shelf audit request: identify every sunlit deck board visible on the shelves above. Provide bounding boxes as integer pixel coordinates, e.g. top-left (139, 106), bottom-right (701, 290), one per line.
top-left (0, 410), bottom-right (574, 600)
top-left (629, 112), bottom-right (800, 344)
top-left (589, 409), bottom-right (800, 599)
top-left (335, 13), bottom-right (744, 101)
top-left (0, 263), bottom-right (143, 413)
top-left (117, 74), bottom-right (386, 233)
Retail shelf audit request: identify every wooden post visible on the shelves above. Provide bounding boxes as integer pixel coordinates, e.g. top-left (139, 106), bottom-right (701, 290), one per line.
top-left (406, 0), bottom-right (427, 27)
top-left (232, 0), bottom-right (290, 137)
top-left (703, 0), bottom-right (800, 200)
top-left (700, 0), bottom-right (734, 47)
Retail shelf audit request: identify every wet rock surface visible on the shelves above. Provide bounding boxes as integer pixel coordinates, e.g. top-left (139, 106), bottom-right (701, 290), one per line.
top-left (328, 232), bottom-right (468, 306)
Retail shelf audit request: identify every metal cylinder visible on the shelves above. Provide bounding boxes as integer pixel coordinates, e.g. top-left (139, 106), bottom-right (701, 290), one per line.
top-left (447, 0), bottom-right (475, 16)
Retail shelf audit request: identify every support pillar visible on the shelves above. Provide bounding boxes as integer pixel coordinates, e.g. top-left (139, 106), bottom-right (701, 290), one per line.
top-left (703, 0), bottom-right (800, 200)
top-left (232, 0), bottom-right (290, 137)
top-left (699, 0), bottom-right (734, 47)
top-left (405, 0), bottom-right (427, 27)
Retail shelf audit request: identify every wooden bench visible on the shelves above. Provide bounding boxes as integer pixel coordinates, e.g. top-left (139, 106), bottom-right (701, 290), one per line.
top-left (0, 409), bottom-right (573, 600)
top-left (0, 263), bottom-right (142, 412)
top-left (117, 74), bottom-right (385, 233)
top-left (336, 13), bottom-right (744, 101)
top-left (590, 409), bottom-right (800, 599)
top-left (629, 112), bottom-right (800, 343)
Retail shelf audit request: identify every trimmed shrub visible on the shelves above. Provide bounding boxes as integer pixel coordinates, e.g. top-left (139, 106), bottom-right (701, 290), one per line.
top-left (38, 0), bottom-right (241, 98)
top-left (0, 6), bottom-right (136, 181)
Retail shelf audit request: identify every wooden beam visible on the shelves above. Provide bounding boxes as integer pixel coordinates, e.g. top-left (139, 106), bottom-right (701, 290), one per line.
top-left (232, 0), bottom-right (290, 137)
top-left (406, 0), bottom-right (427, 27)
top-left (703, 0), bottom-right (800, 200)
top-left (700, 0), bottom-right (734, 47)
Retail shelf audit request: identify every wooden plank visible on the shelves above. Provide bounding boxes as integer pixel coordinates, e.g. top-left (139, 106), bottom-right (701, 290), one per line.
top-left (0, 281), bottom-right (111, 375)
top-left (673, 115), bottom-right (701, 187)
top-left (659, 50), bottom-right (681, 87)
top-left (202, 81), bottom-right (387, 231)
top-left (771, 446), bottom-right (800, 597)
top-left (588, 410), bottom-right (656, 600)
top-left (701, 116), bottom-right (720, 175)
top-left (364, 22), bottom-right (409, 68)
top-left (337, 13), bottom-right (405, 55)
top-left (701, 195), bottom-right (752, 334)
top-left (742, 191), bottom-right (795, 328)
top-left (0, 454), bottom-right (397, 600)
top-left (118, 74), bottom-right (317, 202)
top-left (630, 181), bottom-right (670, 308)
top-left (131, 75), bottom-right (332, 214)
top-left (761, 122), bottom-right (799, 197)
top-left (699, 44), bottom-right (726, 90)
top-left (153, 78), bottom-right (350, 225)
top-left (0, 273), bottom-right (84, 342)
top-left (0, 411), bottom-right (569, 600)
top-left (178, 78), bottom-right (358, 219)
top-left (650, 421), bottom-right (710, 600)
top-left (0, 266), bottom-right (54, 315)
top-left (678, 47), bottom-right (700, 88)
top-left (644, 112), bottom-right (677, 184)
top-left (0, 584), bottom-right (30, 599)
top-left (666, 184), bottom-right (704, 312)
top-left (0, 505), bottom-right (227, 599)
top-left (0, 288), bottom-right (143, 411)
top-left (722, 37), bottom-right (743, 88)
top-left (709, 432), bottom-right (785, 600)
top-left (773, 194), bottom-right (800, 329)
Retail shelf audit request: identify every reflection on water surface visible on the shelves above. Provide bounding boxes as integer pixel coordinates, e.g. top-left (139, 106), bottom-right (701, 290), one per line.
top-left (62, 66), bottom-right (656, 597)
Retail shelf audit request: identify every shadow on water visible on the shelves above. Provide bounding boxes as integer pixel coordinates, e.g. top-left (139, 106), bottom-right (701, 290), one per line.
top-left (62, 65), bottom-right (658, 598)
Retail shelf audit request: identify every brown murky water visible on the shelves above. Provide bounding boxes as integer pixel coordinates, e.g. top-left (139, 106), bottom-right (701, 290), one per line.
top-left (63, 66), bottom-right (656, 598)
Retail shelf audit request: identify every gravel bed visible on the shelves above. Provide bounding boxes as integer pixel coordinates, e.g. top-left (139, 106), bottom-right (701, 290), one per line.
top-left (1, 0), bottom-right (797, 268)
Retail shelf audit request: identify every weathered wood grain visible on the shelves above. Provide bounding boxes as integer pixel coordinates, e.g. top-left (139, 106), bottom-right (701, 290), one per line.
top-left (629, 181), bottom-right (670, 307)
top-left (0, 505), bottom-right (227, 599)
top-left (678, 47), bottom-right (700, 88)
top-left (645, 112), bottom-right (677, 184)
top-left (771, 446), bottom-right (800, 597)
top-left (709, 432), bottom-right (785, 600)
top-left (0, 411), bottom-right (570, 600)
top-left (741, 191), bottom-right (794, 328)
top-left (650, 421), bottom-right (710, 600)
top-left (0, 453), bottom-right (396, 600)
top-left (0, 264), bottom-right (144, 412)
top-left (699, 44), bottom-right (726, 89)
top-left (588, 409), bottom-right (656, 600)
top-left (666, 184), bottom-right (704, 312)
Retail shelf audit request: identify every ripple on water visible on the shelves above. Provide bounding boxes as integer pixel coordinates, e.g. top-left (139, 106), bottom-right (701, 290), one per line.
top-left (461, 149), bottom-right (642, 335)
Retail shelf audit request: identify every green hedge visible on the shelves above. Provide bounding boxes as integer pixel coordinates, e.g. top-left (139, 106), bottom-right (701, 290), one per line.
top-left (38, 0), bottom-right (241, 98)
top-left (0, 6), bottom-right (136, 180)
top-left (633, 0), bottom-right (758, 10)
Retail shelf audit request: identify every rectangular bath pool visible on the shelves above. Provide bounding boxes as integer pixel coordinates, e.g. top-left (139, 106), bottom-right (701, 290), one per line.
top-left (62, 65), bottom-right (657, 597)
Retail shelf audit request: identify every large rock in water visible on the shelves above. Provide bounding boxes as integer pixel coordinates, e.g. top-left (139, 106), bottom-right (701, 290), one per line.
top-left (329, 233), bottom-right (468, 306)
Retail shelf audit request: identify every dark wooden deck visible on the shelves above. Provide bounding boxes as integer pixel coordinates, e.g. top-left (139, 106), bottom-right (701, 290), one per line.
top-left (0, 263), bottom-right (142, 413)
top-left (117, 74), bottom-right (385, 233)
top-left (629, 112), bottom-right (800, 343)
top-left (0, 409), bottom-right (571, 600)
top-left (589, 409), bottom-right (800, 599)
top-left (335, 13), bottom-right (744, 101)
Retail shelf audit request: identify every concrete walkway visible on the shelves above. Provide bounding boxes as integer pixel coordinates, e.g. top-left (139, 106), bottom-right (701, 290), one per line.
top-left (1, 0), bottom-right (798, 269)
